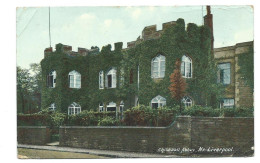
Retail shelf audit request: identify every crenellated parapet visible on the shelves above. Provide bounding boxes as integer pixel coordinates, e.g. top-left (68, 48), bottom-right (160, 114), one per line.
top-left (126, 21), bottom-right (176, 48)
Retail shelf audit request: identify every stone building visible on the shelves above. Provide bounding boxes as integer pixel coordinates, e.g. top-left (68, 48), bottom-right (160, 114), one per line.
top-left (41, 7), bottom-right (253, 115)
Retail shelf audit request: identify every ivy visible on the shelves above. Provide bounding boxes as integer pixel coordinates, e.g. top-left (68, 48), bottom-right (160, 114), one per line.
top-left (238, 46), bottom-right (254, 91)
top-left (41, 18), bottom-right (223, 112)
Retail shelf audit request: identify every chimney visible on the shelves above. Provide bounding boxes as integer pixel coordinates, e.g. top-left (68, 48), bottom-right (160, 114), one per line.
top-left (204, 6), bottom-right (214, 53)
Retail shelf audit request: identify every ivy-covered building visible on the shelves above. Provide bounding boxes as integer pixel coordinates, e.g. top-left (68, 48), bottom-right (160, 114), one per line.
top-left (41, 7), bottom-right (253, 115)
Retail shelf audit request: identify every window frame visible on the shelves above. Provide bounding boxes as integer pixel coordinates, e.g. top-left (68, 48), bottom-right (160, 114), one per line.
top-left (217, 62), bottom-right (231, 85)
top-left (182, 96), bottom-right (193, 108)
top-left (151, 95), bottom-right (166, 109)
top-left (68, 70), bottom-right (81, 89)
top-left (47, 70), bottom-right (57, 88)
top-left (151, 54), bottom-right (166, 79)
top-left (181, 55), bottom-right (192, 78)
top-left (49, 103), bottom-right (56, 111)
top-left (220, 98), bottom-right (235, 108)
top-left (105, 68), bottom-right (117, 88)
top-left (99, 71), bottom-right (104, 89)
top-left (68, 102), bottom-right (81, 115)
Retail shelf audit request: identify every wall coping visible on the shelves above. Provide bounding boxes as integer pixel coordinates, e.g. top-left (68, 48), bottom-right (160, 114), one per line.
top-left (17, 126), bottom-right (49, 129)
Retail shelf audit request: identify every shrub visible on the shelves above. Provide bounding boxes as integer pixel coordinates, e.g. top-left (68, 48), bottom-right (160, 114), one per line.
top-left (182, 105), bottom-right (221, 117)
top-left (123, 105), bottom-right (179, 126)
top-left (98, 117), bottom-right (120, 126)
top-left (222, 107), bottom-right (253, 117)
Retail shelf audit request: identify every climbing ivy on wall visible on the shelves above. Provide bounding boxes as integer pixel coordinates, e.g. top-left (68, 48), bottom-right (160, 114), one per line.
top-left (41, 18), bottom-right (223, 113)
top-left (238, 46), bottom-right (254, 92)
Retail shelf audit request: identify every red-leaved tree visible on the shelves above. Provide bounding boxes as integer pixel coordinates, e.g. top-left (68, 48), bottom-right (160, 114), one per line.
top-left (169, 59), bottom-right (187, 113)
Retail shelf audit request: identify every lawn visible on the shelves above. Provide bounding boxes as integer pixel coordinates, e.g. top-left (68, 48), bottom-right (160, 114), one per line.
top-left (18, 148), bottom-right (109, 159)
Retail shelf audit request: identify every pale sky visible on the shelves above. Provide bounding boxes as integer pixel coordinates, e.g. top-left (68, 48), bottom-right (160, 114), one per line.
top-left (16, 6), bottom-right (253, 69)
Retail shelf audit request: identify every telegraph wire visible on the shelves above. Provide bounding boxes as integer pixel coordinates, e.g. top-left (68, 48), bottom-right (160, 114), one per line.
top-left (49, 7), bottom-right (52, 48)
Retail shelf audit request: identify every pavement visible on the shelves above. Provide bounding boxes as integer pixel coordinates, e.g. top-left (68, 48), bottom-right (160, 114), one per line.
top-left (17, 144), bottom-right (180, 158)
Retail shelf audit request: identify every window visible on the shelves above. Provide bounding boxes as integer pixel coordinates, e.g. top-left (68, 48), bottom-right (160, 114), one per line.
top-left (182, 96), bottom-right (193, 108)
top-left (151, 95), bottom-right (166, 109)
top-left (68, 102), bottom-right (81, 115)
top-left (181, 55), bottom-right (192, 78)
top-left (105, 68), bottom-right (117, 88)
top-left (99, 71), bottom-right (104, 89)
top-left (107, 102), bottom-right (116, 111)
top-left (218, 63), bottom-right (231, 85)
top-left (151, 54), bottom-right (165, 78)
top-left (69, 70), bottom-right (81, 88)
top-left (120, 68), bottom-right (124, 87)
top-left (99, 103), bottom-right (104, 112)
top-left (137, 65), bottom-right (140, 90)
top-left (49, 103), bottom-right (56, 111)
top-left (220, 99), bottom-right (234, 108)
top-left (47, 70), bottom-right (56, 88)
top-left (120, 101), bottom-right (124, 112)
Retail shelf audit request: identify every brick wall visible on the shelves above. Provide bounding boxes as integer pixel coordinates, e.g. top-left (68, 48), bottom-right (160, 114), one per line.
top-left (191, 117), bottom-right (254, 155)
top-left (59, 116), bottom-right (254, 155)
top-left (59, 116), bottom-right (191, 153)
top-left (17, 126), bottom-right (50, 145)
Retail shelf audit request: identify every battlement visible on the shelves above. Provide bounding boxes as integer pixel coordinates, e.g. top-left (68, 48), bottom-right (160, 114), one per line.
top-left (44, 20), bottom-right (178, 56)
top-left (126, 21), bottom-right (176, 48)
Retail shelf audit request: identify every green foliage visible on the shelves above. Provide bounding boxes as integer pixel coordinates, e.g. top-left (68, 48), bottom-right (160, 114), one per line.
top-left (17, 64), bottom-right (42, 114)
top-left (182, 105), bottom-right (221, 117)
top-left (40, 19), bottom-right (223, 113)
top-left (63, 110), bottom-right (116, 126)
top-left (98, 117), bottom-right (120, 126)
top-left (123, 105), bottom-right (179, 126)
top-left (222, 107), bottom-right (253, 117)
top-left (238, 46), bottom-right (254, 91)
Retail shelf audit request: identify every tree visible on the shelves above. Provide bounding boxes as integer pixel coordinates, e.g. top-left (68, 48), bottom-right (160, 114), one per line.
top-left (17, 63), bottom-right (42, 114)
top-left (17, 66), bottom-right (32, 113)
top-left (169, 60), bottom-right (187, 113)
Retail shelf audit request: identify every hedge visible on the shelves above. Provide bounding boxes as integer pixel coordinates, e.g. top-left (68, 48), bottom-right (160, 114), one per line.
top-left (17, 106), bottom-right (253, 127)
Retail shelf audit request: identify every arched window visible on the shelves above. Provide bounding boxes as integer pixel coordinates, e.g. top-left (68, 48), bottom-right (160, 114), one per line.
top-left (69, 70), bottom-right (81, 88)
top-left (105, 68), bottom-right (117, 88)
top-left (99, 71), bottom-right (104, 89)
top-left (182, 96), bottom-right (193, 108)
top-left (181, 55), bottom-right (192, 78)
top-left (49, 103), bottom-right (56, 111)
top-left (68, 102), bottom-right (81, 115)
top-left (106, 102), bottom-right (116, 111)
top-left (99, 103), bottom-right (104, 112)
top-left (47, 70), bottom-right (56, 88)
top-left (151, 54), bottom-right (165, 78)
top-left (151, 95), bottom-right (166, 109)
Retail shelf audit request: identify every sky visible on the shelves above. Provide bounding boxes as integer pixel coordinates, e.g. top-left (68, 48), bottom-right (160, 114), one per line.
top-left (16, 6), bottom-right (254, 69)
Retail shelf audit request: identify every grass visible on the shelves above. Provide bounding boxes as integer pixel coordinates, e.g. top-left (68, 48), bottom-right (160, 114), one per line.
top-left (18, 148), bottom-right (109, 159)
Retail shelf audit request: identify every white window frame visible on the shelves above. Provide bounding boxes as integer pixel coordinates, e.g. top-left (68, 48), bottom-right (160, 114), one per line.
top-left (99, 71), bottom-right (104, 89)
top-left (99, 103), bottom-right (104, 112)
top-left (151, 95), bottom-right (166, 108)
top-left (120, 101), bottom-right (124, 112)
top-left (221, 98), bottom-right (235, 108)
top-left (106, 101), bottom-right (116, 111)
top-left (105, 68), bottom-right (117, 88)
top-left (48, 70), bottom-right (56, 88)
top-left (182, 96), bottom-right (193, 108)
top-left (181, 55), bottom-right (192, 78)
top-left (151, 55), bottom-right (166, 78)
top-left (68, 102), bottom-right (81, 115)
top-left (69, 70), bottom-right (81, 89)
top-left (49, 103), bottom-right (56, 111)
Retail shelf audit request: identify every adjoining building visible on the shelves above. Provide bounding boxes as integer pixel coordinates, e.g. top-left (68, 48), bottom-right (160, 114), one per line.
top-left (41, 7), bottom-right (253, 115)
